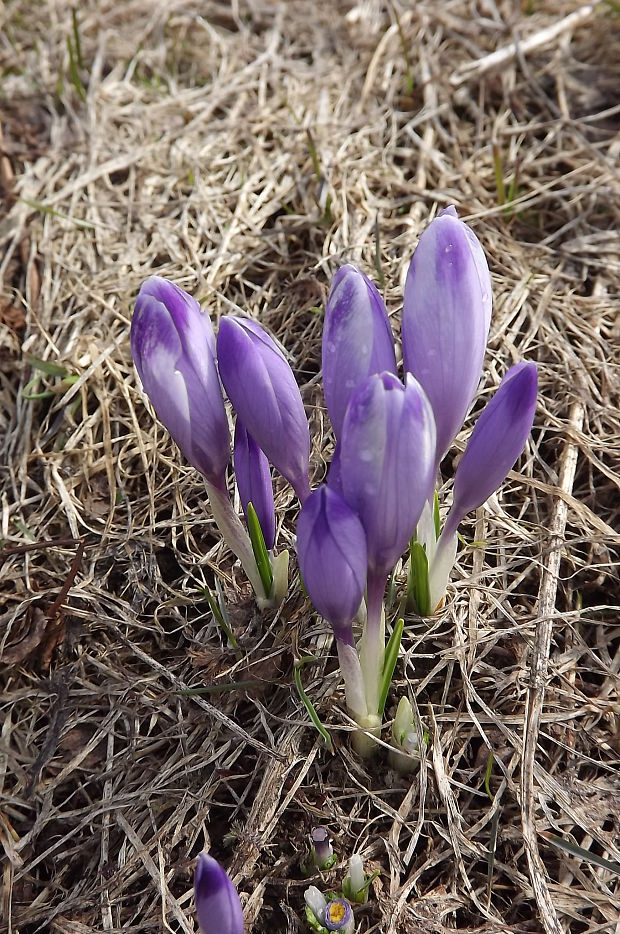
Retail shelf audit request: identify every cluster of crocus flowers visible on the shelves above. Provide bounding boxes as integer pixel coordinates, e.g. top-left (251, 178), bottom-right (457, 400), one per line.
top-left (130, 279), bottom-right (311, 609)
top-left (130, 205), bottom-right (537, 752)
top-left (297, 206), bottom-right (537, 749)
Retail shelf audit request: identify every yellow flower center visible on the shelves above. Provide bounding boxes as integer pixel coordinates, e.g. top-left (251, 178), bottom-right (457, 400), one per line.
top-left (328, 902), bottom-right (346, 924)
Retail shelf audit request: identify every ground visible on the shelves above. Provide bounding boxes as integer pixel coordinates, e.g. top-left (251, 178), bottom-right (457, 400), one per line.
top-left (0, 2), bottom-right (619, 933)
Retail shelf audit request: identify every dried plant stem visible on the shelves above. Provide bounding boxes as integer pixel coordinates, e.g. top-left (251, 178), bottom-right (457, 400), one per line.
top-left (521, 400), bottom-right (584, 934)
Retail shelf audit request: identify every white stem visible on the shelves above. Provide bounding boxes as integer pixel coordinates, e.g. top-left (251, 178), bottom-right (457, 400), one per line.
top-left (428, 530), bottom-right (458, 612)
top-left (336, 640), bottom-right (367, 722)
top-left (204, 479), bottom-right (268, 603)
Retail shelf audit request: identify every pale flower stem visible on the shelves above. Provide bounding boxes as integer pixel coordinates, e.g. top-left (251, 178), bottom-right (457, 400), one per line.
top-left (204, 478), bottom-right (268, 602)
top-left (336, 638), bottom-right (367, 722)
top-left (359, 570), bottom-right (387, 717)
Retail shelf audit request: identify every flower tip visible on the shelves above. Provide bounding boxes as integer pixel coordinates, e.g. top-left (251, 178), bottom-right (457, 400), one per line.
top-left (438, 204), bottom-right (458, 218)
top-left (194, 853), bottom-right (244, 934)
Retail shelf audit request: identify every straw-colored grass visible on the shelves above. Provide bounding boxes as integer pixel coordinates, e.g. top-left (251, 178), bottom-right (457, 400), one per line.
top-left (1, 2), bottom-right (619, 932)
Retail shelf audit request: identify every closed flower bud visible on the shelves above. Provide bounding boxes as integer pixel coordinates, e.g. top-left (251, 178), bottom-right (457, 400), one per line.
top-left (234, 419), bottom-right (276, 550)
top-left (297, 485), bottom-right (367, 643)
top-left (130, 276), bottom-right (230, 486)
top-left (310, 827), bottom-right (334, 869)
top-left (194, 853), bottom-right (243, 934)
top-left (402, 206), bottom-right (492, 468)
top-left (217, 316), bottom-right (311, 501)
top-left (340, 372), bottom-right (436, 577)
top-left (445, 361), bottom-right (538, 539)
top-left (429, 361), bottom-right (538, 610)
top-left (323, 265), bottom-right (397, 437)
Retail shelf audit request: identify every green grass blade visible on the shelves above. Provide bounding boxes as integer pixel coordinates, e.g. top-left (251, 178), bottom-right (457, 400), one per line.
top-left (24, 354), bottom-right (71, 377)
top-left (246, 501), bottom-right (273, 598)
top-left (541, 833), bottom-right (620, 875)
top-left (71, 10), bottom-right (84, 69)
top-left (66, 35), bottom-right (86, 101)
top-left (378, 617), bottom-right (404, 715)
top-left (199, 580), bottom-right (238, 649)
top-left (294, 656), bottom-right (332, 751)
top-left (433, 490), bottom-right (441, 540)
top-left (408, 540), bottom-right (431, 616)
top-left (484, 750), bottom-right (494, 801)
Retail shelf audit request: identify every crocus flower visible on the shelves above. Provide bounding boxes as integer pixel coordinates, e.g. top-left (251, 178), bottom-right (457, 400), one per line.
top-left (194, 853), bottom-right (243, 934)
top-left (310, 827), bottom-right (334, 869)
top-left (323, 265), bottom-right (397, 437)
top-left (343, 854), bottom-right (367, 904)
top-left (324, 898), bottom-right (355, 933)
top-left (304, 886), bottom-right (328, 924)
top-left (429, 361), bottom-right (538, 609)
top-left (339, 371), bottom-right (436, 718)
top-left (339, 372), bottom-right (436, 579)
top-left (402, 206), bottom-right (492, 470)
top-left (130, 276), bottom-right (230, 487)
top-left (297, 485), bottom-right (367, 643)
top-left (234, 419), bottom-right (276, 550)
top-left (217, 316), bottom-right (311, 501)
top-left (297, 485), bottom-right (368, 721)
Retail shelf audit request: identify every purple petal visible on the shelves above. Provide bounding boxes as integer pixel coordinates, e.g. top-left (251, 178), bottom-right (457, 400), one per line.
top-left (324, 898), bottom-right (354, 932)
top-left (194, 853), bottom-right (244, 934)
top-left (340, 372), bottom-right (436, 576)
top-left (323, 265), bottom-right (397, 437)
top-left (402, 207), bottom-right (492, 467)
top-left (130, 277), bottom-right (230, 484)
top-left (234, 420), bottom-right (276, 550)
top-left (297, 485), bottom-right (367, 641)
top-left (446, 361), bottom-right (538, 536)
top-left (217, 316), bottom-right (310, 501)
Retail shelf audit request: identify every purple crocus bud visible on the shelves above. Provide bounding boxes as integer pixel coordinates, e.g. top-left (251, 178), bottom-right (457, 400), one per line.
top-left (402, 206), bottom-right (492, 469)
top-left (297, 485), bottom-right (367, 643)
top-left (339, 372), bottom-right (436, 577)
top-left (323, 265), bottom-right (397, 437)
top-left (324, 898), bottom-right (355, 933)
top-left (234, 419), bottom-right (276, 550)
top-left (429, 361), bottom-right (537, 610)
top-left (311, 827), bottom-right (334, 868)
top-left (217, 316), bottom-right (311, 502)
top-left (194, 853), bottom-right (243, 934)
top-left (444, 361), bottom-right (538, 540)
top-left (130, 277), bottom-right (231, 486)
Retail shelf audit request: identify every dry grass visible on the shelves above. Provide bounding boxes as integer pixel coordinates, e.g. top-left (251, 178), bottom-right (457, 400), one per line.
top-left (1, 1), bottom-right (619, 932)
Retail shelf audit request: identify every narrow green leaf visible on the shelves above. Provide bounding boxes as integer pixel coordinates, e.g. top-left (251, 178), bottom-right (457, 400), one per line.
top-left (541, 833), bottom-right (620, 875)
top-left (246, 501), bottom-right (273, 599)
top-left (66, 35), bottom-right (86, 101)
top-left (486, 806), bottom-right (500, 904)
top-left (199, 580), bottom-right (238, 649)
top-left (378, 617), bottom-right (404, 715)
top-left (433, 490), bottom-right (441, 540)
top-left (408, 541), bottom-right (431, 616)
top-left (294, 656), bottom-right (333, 751)
top-left (484, 750), bottom-right (494, 801)
top-left (71, 10), bottom-right (84, 69)
top-left (20, 197), bottom-right (96, 230)
top-left (24, 354), bottom-right (71, 377)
